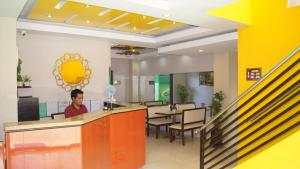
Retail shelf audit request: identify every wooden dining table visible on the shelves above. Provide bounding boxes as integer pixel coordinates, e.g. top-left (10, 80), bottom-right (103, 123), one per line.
top-left (155, 110), bottom-right (183, 139)
top-left (155, 110), bottom-right (183, 123)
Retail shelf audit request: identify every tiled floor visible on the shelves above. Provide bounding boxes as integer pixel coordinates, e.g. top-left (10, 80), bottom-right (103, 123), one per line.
top-left (141, 131), bottom-right (200, 169)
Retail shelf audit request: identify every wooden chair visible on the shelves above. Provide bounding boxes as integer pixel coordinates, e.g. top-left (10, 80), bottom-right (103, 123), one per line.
top-left (175, 102), bottom-right (196, 111)
top-left (174, 102), bottom-right (196, 122)
top-left (144, 101), bottom-right (163, 106)
top-left (146, 105), bottom-right (173, 139)
top-left (169, 107), bottom-right (206, 145)
top-left (51, 112), bottom-right (65, 119)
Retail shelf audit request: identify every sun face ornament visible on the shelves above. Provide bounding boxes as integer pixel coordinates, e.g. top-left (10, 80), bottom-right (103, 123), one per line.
top-left (53, 53), bottom-right (92, 91)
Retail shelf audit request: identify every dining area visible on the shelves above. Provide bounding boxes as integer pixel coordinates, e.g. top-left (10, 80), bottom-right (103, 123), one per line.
top-left (144, 101), bottom-right (207, 146)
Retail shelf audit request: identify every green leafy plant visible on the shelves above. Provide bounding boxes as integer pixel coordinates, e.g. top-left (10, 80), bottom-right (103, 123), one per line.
top-left (210, 91), bottom-right (225, 126)
top-left (22, 75), bottom-right (32, 82)
top-left (177, 84), bottom-right (189, 103)
top-left (17, 74), bottom-right (23, 82)
top-left (17, 58), bottom-right (23, 82)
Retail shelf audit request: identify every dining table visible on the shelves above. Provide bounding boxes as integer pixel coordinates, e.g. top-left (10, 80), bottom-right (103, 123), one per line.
top-left (155, 110), bottom-right (183, 123)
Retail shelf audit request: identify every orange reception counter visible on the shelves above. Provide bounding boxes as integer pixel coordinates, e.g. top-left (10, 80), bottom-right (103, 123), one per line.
top-left (3, 104), bottom-right (146, 169)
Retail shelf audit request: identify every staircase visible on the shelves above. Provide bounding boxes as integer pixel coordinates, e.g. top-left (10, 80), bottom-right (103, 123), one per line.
top-left (199, 46), bottom-right (300, 169)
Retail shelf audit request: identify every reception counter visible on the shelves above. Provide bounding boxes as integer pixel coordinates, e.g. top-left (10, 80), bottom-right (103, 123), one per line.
top-left (4, 104), bottom-right (146, 169)
top-left (0, 142), bottom-right (3, 169)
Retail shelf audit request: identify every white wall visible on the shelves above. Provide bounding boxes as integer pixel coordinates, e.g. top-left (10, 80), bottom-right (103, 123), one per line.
top-left (173, 73), bottom-right (187, 103)
top-left (186, 73), bottom-right (214, 107)
top-left (17, 31), bottom-right (111, 103)
top-left (130, 60), bottom-right (141, 102)
top-left (139, 54), bottom-right (213, 75)
top-left (111, 58), bottom-right (130, 102)
top-left (140, 76), bottom-right (155, 101)
top-left (0, 17), bottom-right (18, 139)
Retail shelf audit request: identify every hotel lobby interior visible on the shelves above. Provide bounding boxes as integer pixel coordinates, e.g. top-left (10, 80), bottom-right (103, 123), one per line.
top-left (0, 0), bottom-right (299, 169)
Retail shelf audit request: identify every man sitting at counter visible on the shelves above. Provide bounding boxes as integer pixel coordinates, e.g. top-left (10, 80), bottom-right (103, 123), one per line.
top-left (64, 89), bottom-right (88, 118)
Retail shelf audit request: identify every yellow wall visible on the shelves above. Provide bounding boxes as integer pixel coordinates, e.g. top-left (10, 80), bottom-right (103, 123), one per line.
top-left (238, 0), bottom-right (300, 94)
top-left (234, 130), bottom-right (300, 169)
top-left (236, 0), bottom-right (300, 166)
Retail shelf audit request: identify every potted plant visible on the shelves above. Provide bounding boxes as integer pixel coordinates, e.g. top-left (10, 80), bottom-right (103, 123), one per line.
top-left (177, 84), bottom-right (189, 103)
top-left (22, 75), bottom-right (32, 87)
top-left (17, 74), bottom-right (23, 87)
top-left (17, 58), bottom-right (23, 87)
top-left (209, 91), bottom-right (225, 148)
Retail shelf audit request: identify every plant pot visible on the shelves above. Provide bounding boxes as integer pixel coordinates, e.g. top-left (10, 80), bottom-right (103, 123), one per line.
top-left (24, 82), bottom-right (30, 87)
top-left (17, 81), bottom-right (23, 87)
top-left (210, 126), bottom-right (223, 148)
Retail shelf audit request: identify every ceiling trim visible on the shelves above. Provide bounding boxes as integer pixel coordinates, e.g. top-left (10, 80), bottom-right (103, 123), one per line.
top-left (158, 32), bottom-right (238, 54)
top-left (17, 19), bottom-right (238, 49)
top-left (17, 19), bottom-right (155, 44)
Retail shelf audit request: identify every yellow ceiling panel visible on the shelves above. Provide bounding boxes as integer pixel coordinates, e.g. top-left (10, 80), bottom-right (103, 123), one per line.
top-left (26, 0), bottom-right (192, 36)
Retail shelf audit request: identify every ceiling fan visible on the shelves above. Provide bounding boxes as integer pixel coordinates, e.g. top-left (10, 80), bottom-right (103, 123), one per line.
top-left (111, 45), bottom-right (145, 55)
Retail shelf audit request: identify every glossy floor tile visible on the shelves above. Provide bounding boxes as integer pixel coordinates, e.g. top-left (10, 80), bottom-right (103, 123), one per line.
top-left (142, 131), bottom-right (200, 169)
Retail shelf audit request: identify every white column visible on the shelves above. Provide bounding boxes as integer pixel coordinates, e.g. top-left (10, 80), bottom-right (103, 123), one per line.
top-left (0, 17), bottom-right (18, 139)
top-left (213, 51), bottom-right (238, 106)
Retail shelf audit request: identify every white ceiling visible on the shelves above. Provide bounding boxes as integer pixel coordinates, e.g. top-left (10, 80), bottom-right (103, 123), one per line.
top-left (0, 0), bottom-right (27, 17)
top-left (161, 39), bottom-right (237, 57)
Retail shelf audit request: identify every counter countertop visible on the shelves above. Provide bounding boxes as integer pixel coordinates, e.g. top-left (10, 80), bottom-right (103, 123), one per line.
top-left (4, 104), bottom-right (146, 132)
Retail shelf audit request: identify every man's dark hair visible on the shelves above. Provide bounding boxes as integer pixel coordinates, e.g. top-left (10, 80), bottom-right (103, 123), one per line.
top-left (71, 89), bottom-right (84, 99)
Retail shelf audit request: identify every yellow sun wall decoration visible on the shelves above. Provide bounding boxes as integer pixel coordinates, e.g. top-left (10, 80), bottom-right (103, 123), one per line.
top-left (53, 53), bottom-right (92, 91)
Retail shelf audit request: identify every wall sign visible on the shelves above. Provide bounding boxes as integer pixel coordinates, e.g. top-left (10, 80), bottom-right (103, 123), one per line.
top-left (149, 81), bottom-right (154, 85)
top-left (247, 68), bottom-right (262, 81)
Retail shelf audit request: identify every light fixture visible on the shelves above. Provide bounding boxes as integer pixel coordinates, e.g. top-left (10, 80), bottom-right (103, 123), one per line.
top-left (99, 13), bottom-right (129, 27)
top-left (141, 27), bottom-right (160, 34)
top-left (64, 14), bottom-right (78, 23)
top-left (54, 0), bottom-right (66, 9)
top-left (98, 9), bottom-right (112, 16)
top-left (86, 4), bottom-right (90, 8)
top-left (163, 14), bottom-right (169, 18)
top-left (133, 26), bottom-right (137, 30)
top-left (113, 22), bottom-right (130, 29)
top-left (147, 18), bottom-right (163, 25)
top-left (173, 21), bottom-right (176, 24)
top-left (198, 49), bottom-right (204, 53)
top-left (143, 15), bottom-right (146, 19)
top-left (48, 14), bottom-right (52, 18)
top-left (86, 20), bottom-right (90, 24)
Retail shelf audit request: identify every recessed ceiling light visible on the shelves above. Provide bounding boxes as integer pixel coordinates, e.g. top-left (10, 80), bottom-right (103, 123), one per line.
top-left (86, 20), bottom-right (90, 24)
top-left (198, 49), bottom-right (204, 53)
top-left (141, 27), bottom-right (160, 34)
top-left (98, 9), bottom-right (112, 16)
top-left (54, 0), bottom-right (66, 9)
top-left (163, 14), bottom-right (169, 18)
top-left (48, 14), bottom-right (52, 18)
top-left (147, 18), bottom-right (163, 25)
top-left (143, 15), bottom-right (146, 19)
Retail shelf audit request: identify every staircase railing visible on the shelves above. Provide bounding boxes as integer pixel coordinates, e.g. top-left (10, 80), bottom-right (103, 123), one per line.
top-left (199, 46), bottom-right (300, 169)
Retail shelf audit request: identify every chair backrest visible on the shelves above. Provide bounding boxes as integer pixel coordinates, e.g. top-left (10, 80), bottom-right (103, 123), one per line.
top-left (51, 112), bottom-right (65, 120)
top-left (147, 105), bottom-right (170, 119)
top-left (182, 108), bottom-right (206, 124)
top-left (175, 103), bottom-right (196, 111)
top-left (144, 101), bottom-right (163, 106)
